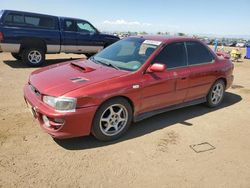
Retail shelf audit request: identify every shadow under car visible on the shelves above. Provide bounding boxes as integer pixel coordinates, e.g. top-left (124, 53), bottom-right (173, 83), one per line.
top-left (54, 92), bottom-right (242, 150)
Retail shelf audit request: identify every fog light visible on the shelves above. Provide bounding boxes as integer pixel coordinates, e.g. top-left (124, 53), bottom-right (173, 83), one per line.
top-left (42, 115), bottom-right (50, 128)
top-left (54, 118), bottom-right (65, 124)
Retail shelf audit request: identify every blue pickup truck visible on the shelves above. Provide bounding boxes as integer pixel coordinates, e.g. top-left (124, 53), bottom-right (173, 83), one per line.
top-left (0, 10), bottom-right (119, 66)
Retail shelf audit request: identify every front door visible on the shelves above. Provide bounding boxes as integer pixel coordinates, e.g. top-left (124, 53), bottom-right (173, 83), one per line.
top-left (61, 19), bottom-right (78, 53)
top-left (76, 20), bottom-right (103, 54)
top-left (140, 42), bottom-right (190, 113)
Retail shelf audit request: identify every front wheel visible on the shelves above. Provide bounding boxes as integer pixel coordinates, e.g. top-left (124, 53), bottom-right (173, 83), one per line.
top-left (206, 80), bottom-right (225, 108)
top-left (91, 98), bottom-right (132, 141)
top-left (22, 48), bottom-right (45, 67)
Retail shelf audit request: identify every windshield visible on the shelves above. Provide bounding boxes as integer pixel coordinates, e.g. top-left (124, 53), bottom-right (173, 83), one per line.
top-left (93, 38), bottom-right (161, 71)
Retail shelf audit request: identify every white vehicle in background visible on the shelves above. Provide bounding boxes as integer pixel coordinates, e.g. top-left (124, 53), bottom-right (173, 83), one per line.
top-left (236, 42), bottom-right (246, 47)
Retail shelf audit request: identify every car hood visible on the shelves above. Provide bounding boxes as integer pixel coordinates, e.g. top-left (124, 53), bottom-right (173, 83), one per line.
top-left (100, 33), bottom-right (120, 40)
top-left (29, 59), bottom-right (128, 96)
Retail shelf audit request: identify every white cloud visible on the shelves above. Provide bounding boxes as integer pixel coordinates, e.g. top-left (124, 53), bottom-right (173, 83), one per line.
top-left (103, 19), bottom-right (152, 27)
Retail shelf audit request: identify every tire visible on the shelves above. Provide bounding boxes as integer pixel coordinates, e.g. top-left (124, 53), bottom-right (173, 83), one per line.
top-left (206, 80), bottom-right (225, 108)
top-left (11, 53), bottom-right (22, 60)
top-left (22, 48), bottom-right (45, 67)
top-left (91, 98), bottom-right (133, 141)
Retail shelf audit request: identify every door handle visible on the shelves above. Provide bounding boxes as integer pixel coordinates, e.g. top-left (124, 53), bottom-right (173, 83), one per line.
top-left (180, 77), bottom-right (187, 80)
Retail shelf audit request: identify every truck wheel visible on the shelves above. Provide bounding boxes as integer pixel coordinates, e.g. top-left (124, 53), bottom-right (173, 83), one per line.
top-left (22, 48), bottom-right (45, 67)
top-left (91, 98), bottom-right (132, 141)
top-left (11, 53), bottom-right (22, 60)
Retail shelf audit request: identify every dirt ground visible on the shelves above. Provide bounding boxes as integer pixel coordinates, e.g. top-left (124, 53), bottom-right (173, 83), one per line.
top-left (0, 48), bottom-right (250, 188)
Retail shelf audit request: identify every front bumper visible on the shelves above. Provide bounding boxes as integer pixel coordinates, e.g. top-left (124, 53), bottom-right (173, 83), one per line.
top-left (24, 84), bottom-right (98, 139)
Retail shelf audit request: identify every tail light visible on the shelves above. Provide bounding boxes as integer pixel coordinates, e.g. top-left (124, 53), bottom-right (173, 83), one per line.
top-left (0, 32), bottom-right (3, 42)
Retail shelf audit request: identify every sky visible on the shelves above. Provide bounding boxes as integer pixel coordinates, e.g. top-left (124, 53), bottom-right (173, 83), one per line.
top-left (1, 0), bottom-right (250, 38)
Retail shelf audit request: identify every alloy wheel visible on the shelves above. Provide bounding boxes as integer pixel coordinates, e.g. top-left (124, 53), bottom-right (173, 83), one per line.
top-left (28, 50), bottom-right (42, 64)
top-left (99, 104), bottom-right (128, 136)
top-left (211, 82), bottom-right (224, 105)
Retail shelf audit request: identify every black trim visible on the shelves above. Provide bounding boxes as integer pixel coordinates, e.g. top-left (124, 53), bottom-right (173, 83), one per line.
top-left (134, 97), bottom-right (206, 122)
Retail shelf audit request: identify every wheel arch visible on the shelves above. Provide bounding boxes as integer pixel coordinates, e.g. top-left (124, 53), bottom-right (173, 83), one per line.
top-left (20, 38), bottom-right (47, 53)
top-left (215, 77), bottom-right (227, 88)
top-left (206, 77), bottom-right (227, 97)
top-left (96, 95), bottom-right (135, 116)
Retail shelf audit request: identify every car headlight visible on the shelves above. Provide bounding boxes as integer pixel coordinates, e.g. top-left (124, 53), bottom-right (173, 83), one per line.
top-left (43, 96), bottom-right (77, 112)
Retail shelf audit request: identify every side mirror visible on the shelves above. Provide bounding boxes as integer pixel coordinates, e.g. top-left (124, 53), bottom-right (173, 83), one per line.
top-left (147, 63), bottom-right (166, 73)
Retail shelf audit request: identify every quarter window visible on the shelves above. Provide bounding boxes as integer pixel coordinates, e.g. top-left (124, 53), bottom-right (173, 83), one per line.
top-left (153, 42), bottom-right (187, 69)
top-left (186, 41), bottom-right (214, 65)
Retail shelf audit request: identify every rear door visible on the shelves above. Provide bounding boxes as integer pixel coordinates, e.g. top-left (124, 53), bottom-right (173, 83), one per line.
top-left (185, 41), bottom-right (216, 101)
top-left (140, 42), bottom-right (190, 113)
top-left (61, 19), bottom-right (78, 53)
top-left (76, 20), bottom-right (104, 53)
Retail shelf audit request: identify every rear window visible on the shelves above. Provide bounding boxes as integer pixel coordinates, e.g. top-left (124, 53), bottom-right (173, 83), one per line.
top-left (4, 13), bottom-right (55, 29)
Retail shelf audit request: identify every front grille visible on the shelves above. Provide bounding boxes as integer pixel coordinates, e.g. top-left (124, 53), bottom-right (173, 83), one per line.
top-left (29, 83), bottom-right (41, 98)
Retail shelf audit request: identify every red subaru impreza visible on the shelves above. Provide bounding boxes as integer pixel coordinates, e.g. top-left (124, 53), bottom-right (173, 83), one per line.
top-left (24, 36), bottom-right (234, 141)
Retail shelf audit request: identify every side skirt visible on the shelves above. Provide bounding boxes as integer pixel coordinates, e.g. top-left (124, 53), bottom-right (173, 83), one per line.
top-left (134, 97), bottom-right (207, 122)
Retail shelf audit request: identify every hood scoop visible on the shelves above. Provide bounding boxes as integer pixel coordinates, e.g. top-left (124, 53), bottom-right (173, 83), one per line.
top-left (70, 61), bottom-right (96, 73)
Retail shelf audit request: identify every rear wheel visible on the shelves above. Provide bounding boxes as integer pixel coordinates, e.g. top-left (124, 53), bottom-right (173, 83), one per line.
top-left (22, 48), bottom-right (45, 67)
top-left (91, 98), bottom-right (132, 141)
top-left (11, 53), bottom-right (22, 60)
top-left (206, 80), bottom-right (225, 108)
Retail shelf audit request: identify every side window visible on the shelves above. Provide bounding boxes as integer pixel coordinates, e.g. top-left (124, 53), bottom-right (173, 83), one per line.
top-left (24, 16), bottom-right (55, 29)
top-left (64, 20), bottom-right (75, 31)
top-left (153, 42), bottom-right (187, 69)
top-left (76, 21), bottom-right (96, 33)
top-left (5, 13), bottom-right (24, 24)
top-left (25, 16), bottom-right (40, 26)
top-left (39, 17), bottom-right (55, 29)
top-left (186, 41), bottom-right (214, 65)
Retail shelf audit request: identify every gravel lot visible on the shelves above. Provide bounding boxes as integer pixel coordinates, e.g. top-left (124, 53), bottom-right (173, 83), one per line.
top-left (0, 49), bottom-right (250, 188)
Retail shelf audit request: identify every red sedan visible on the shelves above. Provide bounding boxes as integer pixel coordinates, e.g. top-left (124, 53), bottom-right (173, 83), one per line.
top-left (24, 36), bottom-right (234, 141)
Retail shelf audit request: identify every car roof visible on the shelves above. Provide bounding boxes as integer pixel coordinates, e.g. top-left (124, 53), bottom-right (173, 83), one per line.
top-left (130, 35), bottom-right (199, 44)
top-left (2, 9), bottom-right (58, 18)
top-left (1, 9), bottom-right (88, 22)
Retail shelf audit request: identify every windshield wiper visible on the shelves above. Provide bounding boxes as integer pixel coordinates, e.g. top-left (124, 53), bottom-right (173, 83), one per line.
top-left (89, 56), bottom-right (100, 64)
top-left (90, 57), bottom-right (120, 70)
top-left (103, 62), bottom-right (120, 70)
